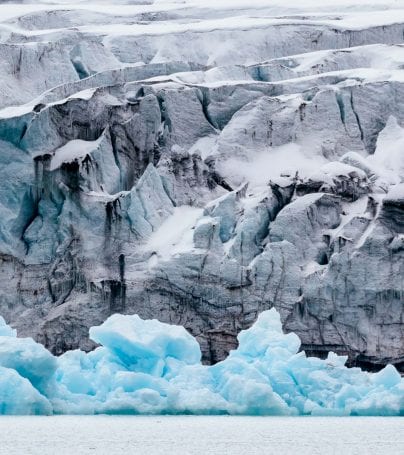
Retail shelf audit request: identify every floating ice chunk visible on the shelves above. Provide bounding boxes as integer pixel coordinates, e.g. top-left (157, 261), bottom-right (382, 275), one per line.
top-left (0, 366), bottom-right (52, 415)
top-left (0, 336), bottom-right (57, 393)
top-left (55, 349), bottom-right (101, 396)
top-left (0, 309), bottom-right (403, 416)
top-left (89, 314), bottom-right (201, 376)
top-left (234, 309), bottom-right (301, 359)
top-left (0, 316), bottom-right (16, 337)
top-left (211, 357), bottom-right (292, 415)
top-left (371, 364), bottom-right (402, 388)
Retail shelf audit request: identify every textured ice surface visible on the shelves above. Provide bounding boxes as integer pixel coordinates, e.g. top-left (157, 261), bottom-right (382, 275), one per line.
top-left (0, 367), bottom-right (52, 415)
top-left (0, 0), bottom-right (403, 373)
top-left (0, 309), bottom-right (402, 416)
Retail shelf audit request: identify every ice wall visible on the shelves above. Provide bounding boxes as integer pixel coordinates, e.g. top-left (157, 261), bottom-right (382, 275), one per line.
top-left (0, 0), bottom-right (403, 372)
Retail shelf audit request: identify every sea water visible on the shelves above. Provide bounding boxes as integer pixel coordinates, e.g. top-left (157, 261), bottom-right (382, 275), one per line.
top-left (0, 416), bottom-right (402, 455)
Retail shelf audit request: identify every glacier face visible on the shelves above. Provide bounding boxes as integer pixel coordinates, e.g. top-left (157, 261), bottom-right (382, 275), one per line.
top-left (0, 0), bottom-right (403, 373)
top-left (0, 308), bottom-right (403, 416)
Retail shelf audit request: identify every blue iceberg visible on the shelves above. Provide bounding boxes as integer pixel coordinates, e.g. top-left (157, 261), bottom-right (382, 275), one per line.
top-left (0, 309), bottom-right (402, 415)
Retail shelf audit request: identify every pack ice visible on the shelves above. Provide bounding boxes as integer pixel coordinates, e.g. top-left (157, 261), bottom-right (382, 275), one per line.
top-left (0, 310), bottom-right (402, 416)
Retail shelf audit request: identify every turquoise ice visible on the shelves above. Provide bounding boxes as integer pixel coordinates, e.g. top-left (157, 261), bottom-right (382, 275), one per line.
top-left (0, 309), bottom-right (402, 415)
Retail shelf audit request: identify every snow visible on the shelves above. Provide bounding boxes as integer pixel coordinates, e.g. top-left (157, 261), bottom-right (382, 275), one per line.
top-left (385, 183), bottom-right (404, 201)
top-left (2, 1), bottom-right (404, 58)
top-left (68, 88), bottom-right (98, 101)
top-left (188, 136), bottom-right (217, 160)
top-left (0, 308), bottom-right (402, 416)
top-left (50, 137), bottom-right (103, 171)
top-left (146, 206), bottom-right (203, 260)
top-left (308, 161), bottom-right (367, 185)
top-left (0, 2), bottom-right (182, 23)
top-left (368, 116), bottom-right (404, 184)
top-left (2, 1), bottom-right (404, 36)
top-left (0, 88), bottom-right (98, 121)
top-left (220, 143), bottom-right (327, 191)
top-left (326, 195), bottom-right (369, 239)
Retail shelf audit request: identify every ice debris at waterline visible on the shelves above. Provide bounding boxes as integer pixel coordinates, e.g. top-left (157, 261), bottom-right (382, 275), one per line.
top-left (0, 311), bottom-right (403, 416)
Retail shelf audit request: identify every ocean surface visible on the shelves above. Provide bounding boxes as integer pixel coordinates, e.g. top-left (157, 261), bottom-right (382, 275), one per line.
top-left (0, 416), bottom-right (402, 454)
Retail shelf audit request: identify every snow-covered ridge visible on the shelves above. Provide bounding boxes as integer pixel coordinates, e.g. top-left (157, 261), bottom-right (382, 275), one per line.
top-left (0, 0), bottom-right (403, 374)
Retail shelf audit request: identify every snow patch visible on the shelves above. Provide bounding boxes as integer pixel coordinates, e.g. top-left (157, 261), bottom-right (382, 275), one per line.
top-left (220, 143), bottom-right (327, 191)
top-left (368, 116), bottom-right (404, 184)
top-left (50, 137), bottom-right (103, 171)
top-left (146, 206), bottom-right (203, 260)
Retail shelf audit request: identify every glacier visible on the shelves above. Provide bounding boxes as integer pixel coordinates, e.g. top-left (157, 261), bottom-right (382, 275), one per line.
top-left (0, 309), bottom-right (402, 416)
top-left (0, 0), bottom-right (403, 381)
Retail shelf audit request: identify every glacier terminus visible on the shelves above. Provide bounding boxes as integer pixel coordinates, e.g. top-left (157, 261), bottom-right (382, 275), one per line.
top-left (0, 0), bottom-right (403, 416)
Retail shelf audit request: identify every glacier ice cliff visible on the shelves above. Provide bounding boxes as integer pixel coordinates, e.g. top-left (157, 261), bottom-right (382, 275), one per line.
top-left (0, 0), bottom-right (403, 374)
top-left (0, 309), bottom-right (403, 416)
